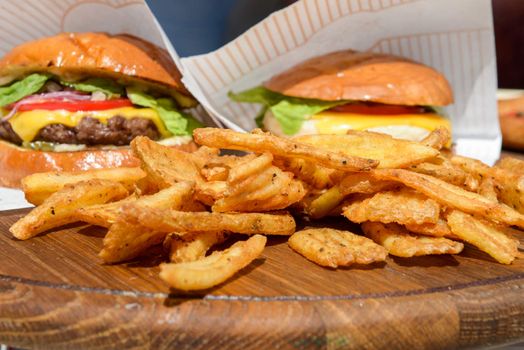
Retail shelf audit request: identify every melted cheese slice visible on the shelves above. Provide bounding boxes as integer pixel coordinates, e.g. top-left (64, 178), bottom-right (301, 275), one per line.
top-left (312, 112), bottom-right (451, 136)
top-left (263, 110), bottom-right (450, 142)
top-left (8, 107), bottom-right (171, 142)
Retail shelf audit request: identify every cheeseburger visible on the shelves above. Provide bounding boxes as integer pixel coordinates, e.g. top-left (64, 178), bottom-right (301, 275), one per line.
top-left (0, 32), bottom-right (201, 187)
top-left (230, 49), bottom-right (453, 141)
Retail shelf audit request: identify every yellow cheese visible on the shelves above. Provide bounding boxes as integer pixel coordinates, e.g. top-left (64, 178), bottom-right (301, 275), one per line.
top-left (9, 107), bottom-right (171, 142)
top-left (312, 112), bottom-right (451, 135)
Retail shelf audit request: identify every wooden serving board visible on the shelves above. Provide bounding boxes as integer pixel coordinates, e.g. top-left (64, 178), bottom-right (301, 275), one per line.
top-left (0, 207), bottom-right (524, 350)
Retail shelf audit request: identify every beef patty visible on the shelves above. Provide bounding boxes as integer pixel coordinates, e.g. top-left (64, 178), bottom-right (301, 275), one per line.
top-left (0, 120), bottom-right (23, 144)
top-left (0, 115), bottom-right (161, 146)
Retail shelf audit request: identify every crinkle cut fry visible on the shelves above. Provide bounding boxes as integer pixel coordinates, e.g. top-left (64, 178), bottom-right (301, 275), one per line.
top-left (372, 168), bottom-right (524, 229)
top-left (160, 234), bottom-right (266, 291)
top-left (193, 128), bottom-right (379, 171)
top-left (288, 228), bottom-right (387, 268)
top-left (124, 204), bottom-right (296, 236)
top-left (362, 222), bottom-right (463, 257)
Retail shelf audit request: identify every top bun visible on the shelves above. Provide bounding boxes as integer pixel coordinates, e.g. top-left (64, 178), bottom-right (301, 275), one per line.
top-left (0, 32), bottom-right (191, 97)
top-left (264, 50), bottom-right (453, 106)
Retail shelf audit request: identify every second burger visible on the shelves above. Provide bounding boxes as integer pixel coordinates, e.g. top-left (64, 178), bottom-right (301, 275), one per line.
top-left (230, 49), bottom-right (453, 142)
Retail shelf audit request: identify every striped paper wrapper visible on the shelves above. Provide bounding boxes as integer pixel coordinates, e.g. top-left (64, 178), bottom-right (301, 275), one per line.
top-left (181, 0), bottom-right (500, 164)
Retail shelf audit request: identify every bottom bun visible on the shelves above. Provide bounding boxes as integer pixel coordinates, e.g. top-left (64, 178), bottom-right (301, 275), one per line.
top-left (499, 97), bottom-right (524, 151)
top-left (0, 139), bottom-right (197, 188)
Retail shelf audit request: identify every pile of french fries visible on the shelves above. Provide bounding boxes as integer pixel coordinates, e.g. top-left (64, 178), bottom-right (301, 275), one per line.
top-left (10, 127), bottom-right (524, 291)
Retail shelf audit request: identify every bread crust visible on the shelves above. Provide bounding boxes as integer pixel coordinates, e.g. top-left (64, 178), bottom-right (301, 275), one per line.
top-left (0, 32), bottom-right (191, 97)
top-left (264, 50), bottom-right (453, 106)
top-left (499, 96), bottom-right (524, 151)
top-left (0, 140), bottom-right (197, 188)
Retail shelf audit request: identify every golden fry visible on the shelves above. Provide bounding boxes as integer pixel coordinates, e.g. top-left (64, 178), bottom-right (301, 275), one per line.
top-left (159, 234), bottom-right (266, 291)
top-left (288, 228), bottom-right (387, 268)
top-left (447, 210), bottom-right (519, 264)
top-left (201, 166), bottom-right (228, 182)
top-left (274, 156), bottom-right (339, 189)
top-left (404, 219), bottom-right (454, 238)
top-left (420, 126), bottom-right (451, 150)
top-left (496, 157), bottom-right (524, 175)
top-left (450, 155), bottom-right (490, 178)
top-left (497, 179), bottom-right (524, 214)
top-left (193, 128), bottom-right (379, 171)
top-left (124, 205), bottom-right (296, 235)
top-left (478, 176), bottom-right (499, 202)
top-left (479, 165), bottom-right (524, 214)
top-left (409, 162), bottom-right (475, 190)
top-left (434, 156), bottom-right (479, 191)
top-left (450, 156), bottom-right (524, 198)
top-left (343, 188), bottom-right (440, 225)
top-left (21, 167), bottom-right (144, 205)
top-left (190, 145), bottom-right (221, 169)
top-left (362, 222), bottom-right (463, 257)
top-left (339, 172), bottom-right (397, 196)
top-left (165, 231), bottom-right (227, 263)
top-left (192, 145), bottom-right (255, 170)
top-left (304, 186), bottom-right (346, 219)
top-left (100, 221), bottom-right (163, 264)
top-left (131, 136), bottom-right (203, 189)
top-left (11, 180), bottom-right (128, 240)
top-left (213, 154), bottom-right (305, 212)
top-left (195, 181), bottom-right (228, 206)
top-left (75, 194), bottom-right (138, 228)
top-left (451, 155), bottom-right (492, 172)
top-left (99, 182), bottom-right (194, 263)
top-left (244, 178), bottom-right (304, 212)
top-left (295, 130), bottom-right (439, 168)
top-left (373, 168), bottom-right (524, 229)
top-left (228, 152), bottom-right (273, 184)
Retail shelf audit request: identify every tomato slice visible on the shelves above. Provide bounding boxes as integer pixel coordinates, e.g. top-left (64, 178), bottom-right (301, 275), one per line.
top-left (16, 98), bottom-right (133, 112)
top-left (328, 103), bottom-right (427, 115)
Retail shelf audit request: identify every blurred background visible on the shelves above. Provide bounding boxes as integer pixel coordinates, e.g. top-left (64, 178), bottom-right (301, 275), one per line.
top-left (148, 0), bottom-right (523, 89)
top-left (492, 0), bottom-right (524, 89)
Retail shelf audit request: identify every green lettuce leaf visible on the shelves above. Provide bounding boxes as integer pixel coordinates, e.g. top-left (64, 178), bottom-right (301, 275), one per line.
top-left (0, 73), bottom-right (50, 107)
top-left (61, 78), bottom-right (123, 97)
top-left (126, 88), bottom-right (156, 108)
top-left (229, 86), bottom-right (345, 135)
top-left (254, 106), bottom-right (268, 128)
top-left (228, 86), bottom-right (283, 106)
top-left (127, 88), bottom-right (202, 136)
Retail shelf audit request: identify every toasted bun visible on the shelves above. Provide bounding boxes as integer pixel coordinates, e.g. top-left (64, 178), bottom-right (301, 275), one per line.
top-left (0, 139), bottom-right (197, 188)
top-left (0, 32), bottom-right (191, 97)
top-left (265, 50), bottom-right (453, 106)
top-left (499, 96), bottom-right (524, 151)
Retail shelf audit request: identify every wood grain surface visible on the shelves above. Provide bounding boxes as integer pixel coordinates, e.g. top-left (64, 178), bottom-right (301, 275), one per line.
top-left (0, 205), bottom-right (524, 350)
top-left (2, 151), bottom-right (524, 350)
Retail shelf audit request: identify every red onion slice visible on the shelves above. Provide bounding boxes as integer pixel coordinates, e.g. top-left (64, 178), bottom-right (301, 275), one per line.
top-left (2, 91), bottom-right (91, 121)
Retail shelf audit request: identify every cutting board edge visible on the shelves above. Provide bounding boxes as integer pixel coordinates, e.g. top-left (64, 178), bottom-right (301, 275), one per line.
top-left (1, 274), bottom-right (524, 349)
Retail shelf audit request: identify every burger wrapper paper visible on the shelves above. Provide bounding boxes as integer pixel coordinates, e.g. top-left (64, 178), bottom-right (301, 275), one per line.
top-left (0, 0), bottom-right (203, 209)
top-left (180, 0), bottom-right (500, 165)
